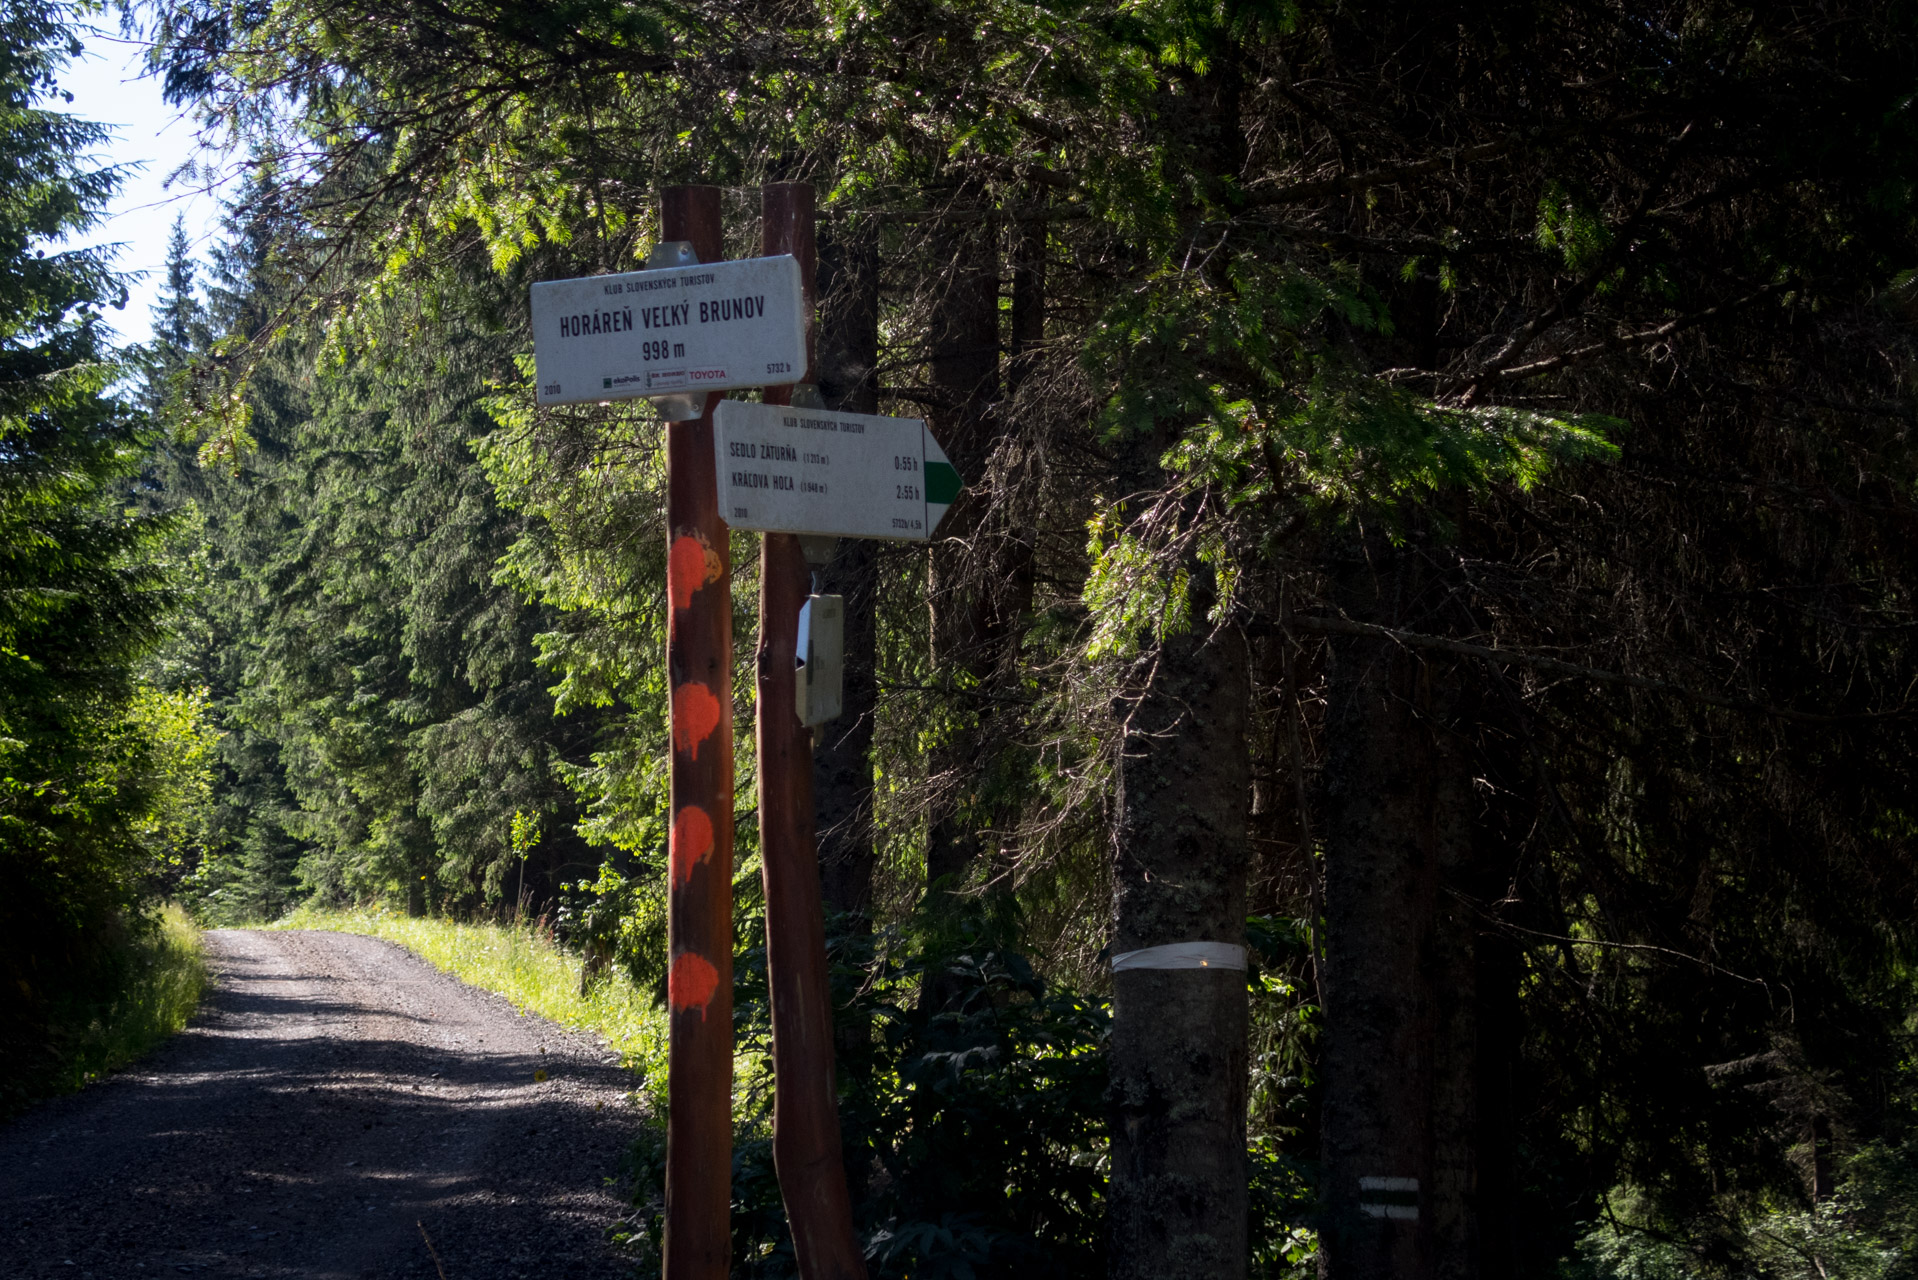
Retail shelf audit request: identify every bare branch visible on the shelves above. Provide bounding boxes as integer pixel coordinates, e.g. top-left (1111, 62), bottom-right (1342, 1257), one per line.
top-left (1252, 613), bottom-right (1915, 726)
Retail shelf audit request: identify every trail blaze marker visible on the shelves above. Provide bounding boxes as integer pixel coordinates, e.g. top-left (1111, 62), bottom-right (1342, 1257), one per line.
top-left (530, 183), bottom-right (897, 1280)
top-left (530, 255), bottom-right (806, 405)
top-left (654, 186), bottom-right (734, 1280)
top-left (712, 400), bottom-right (962, 540)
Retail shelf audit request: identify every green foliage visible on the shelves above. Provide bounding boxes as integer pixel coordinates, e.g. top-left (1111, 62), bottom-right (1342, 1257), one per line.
top-left (831, 919), bottom-right (1110, 1278)
top-left (617, 905), bottom-right (1113, 1279)
top-left (126, 684), bottom-right (221, 871)
top-left (1, 904), bottom-right (209, 1120)
top-left (1081, 508), bottom-right (1192, 660)
top-left (1569, 1194), bottom-right (1902, 1280)
top-left (611, 904), bottom-right (1318, 1278)
top-left (155, 245), bottom-right (602, 921)
top-left (1559, 1140), bottom-right (1918, 1280)
top-left (274, 904), bottom-right (666, 1074)
top-left (0, 0), bottom-right (199, 1078)
top-left (125, 0), bottom-right (1918, 1275)
top-left (1086, 263), bottom-right (1621, 511)
top-left (37, 905), bottom-right (206, 1089)
top-left (474, 363), bottom-right (753, 867)
top-left (556, 858), bottom-right (668, 998)
top-left (1537, 181), bottom-right (1618, 279)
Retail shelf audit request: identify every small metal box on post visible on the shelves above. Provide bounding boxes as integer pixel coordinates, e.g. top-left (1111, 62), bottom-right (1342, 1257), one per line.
top-left (796, 593), bottom-right (844, 727)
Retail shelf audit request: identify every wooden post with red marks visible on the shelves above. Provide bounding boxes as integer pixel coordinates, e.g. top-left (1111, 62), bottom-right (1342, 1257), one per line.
top-left (758, 181), bottom-right (869, 1280)
top-left (662, 184), bottom-right (735, 1280)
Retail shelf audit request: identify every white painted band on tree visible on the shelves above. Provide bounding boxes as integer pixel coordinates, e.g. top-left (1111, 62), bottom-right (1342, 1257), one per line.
top-left (1358, 1176), bottom-right (1420, 1221)
top-left (1110, 942), bottom-right (1247, 971)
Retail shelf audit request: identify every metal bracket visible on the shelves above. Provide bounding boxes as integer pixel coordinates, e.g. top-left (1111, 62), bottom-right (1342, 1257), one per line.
top-left (646, 240), bottom-right (698, 270)
top-left (799, 535), bottom-right (839, 568)
top-left (644, 240), bottom-right (709, 422)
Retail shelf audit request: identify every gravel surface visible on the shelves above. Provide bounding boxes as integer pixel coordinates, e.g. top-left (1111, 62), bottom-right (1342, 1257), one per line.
top-left (0, 929), bottom-right (643, 1280)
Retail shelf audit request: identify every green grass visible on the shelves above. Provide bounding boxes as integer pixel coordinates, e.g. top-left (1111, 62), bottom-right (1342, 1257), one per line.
top-left (273, 906), bottom-right (667, 1088)
top-left (41, 903), bottom-right (210, 1095)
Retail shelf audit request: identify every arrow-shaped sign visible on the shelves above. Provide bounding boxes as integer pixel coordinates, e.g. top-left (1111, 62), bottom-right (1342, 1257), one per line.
top-left (712, 400), bottom-right (961, 540)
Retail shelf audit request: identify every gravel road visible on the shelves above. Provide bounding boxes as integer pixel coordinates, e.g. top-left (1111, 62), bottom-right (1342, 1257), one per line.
top-left (0, 929), bottom-right (644, 1280)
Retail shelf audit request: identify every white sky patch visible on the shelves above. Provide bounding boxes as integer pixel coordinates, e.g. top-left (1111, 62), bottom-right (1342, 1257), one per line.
top-left (50, 21), bottom-right (232, 349)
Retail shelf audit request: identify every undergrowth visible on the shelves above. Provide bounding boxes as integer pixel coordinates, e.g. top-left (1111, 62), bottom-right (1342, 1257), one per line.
top-left (611, 901), bottom-right (1319, 1280)
top-left (2, 904), bottom-right (209, 1117)
top-left (271, 900), bottom-right (1318, 1277)
top-left (273, 906), bottom-right (666, 1085)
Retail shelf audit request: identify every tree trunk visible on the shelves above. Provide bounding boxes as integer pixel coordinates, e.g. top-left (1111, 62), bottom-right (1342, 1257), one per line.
top-left (1317, 536), bottom-right (1503, 1280)
top-left (1429, 791), bottom-right (1481, 1280)
top-left (1008, 199), bottom-right (1046, 397)
top-left (1318, 606), bottom-right (1437, 1280)
top-left (814, 219), bottom-right (885, 1203)
top-left (814, 221), bottom-right (881, 923)
top-left (1108, 601), bottom-right (1251, 1280)
top-left (1474, 932), bottom-right (1520, 1280)
top-left (757, 521), bottom-right (866, 1280)
top-left (924, 189), bottom-right (1003, 890)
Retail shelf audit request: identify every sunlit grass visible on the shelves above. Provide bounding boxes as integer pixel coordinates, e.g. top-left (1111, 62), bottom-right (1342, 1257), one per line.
top-left (272, 906), bottom-right (666, 1090)
top-left (45, 903), bottom-right (209, 1094)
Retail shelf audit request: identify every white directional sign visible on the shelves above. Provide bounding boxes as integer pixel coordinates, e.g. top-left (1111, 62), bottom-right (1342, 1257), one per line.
top-left (530, 255), bottom-right (806, 405)
top-left (712, 400), bottom-right (962, 541)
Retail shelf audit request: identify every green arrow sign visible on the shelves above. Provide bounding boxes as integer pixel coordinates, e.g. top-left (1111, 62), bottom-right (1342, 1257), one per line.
top-left (713, 401), bottom-right (962, 541)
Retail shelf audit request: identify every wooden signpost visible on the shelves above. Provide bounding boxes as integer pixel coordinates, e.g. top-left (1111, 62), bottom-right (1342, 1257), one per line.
top-left (754, 180), bottom-right (868, 1280)
top-left (531, 181), bottom-right (956, 1280)
top-left (656, 186), bottom-right (735, 1280)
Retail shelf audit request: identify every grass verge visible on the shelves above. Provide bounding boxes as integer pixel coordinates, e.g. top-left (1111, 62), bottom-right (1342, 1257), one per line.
top-left (37, 903), bottom-right (209, 1097)
top-left (272, 906), bottom-right (665, 1087)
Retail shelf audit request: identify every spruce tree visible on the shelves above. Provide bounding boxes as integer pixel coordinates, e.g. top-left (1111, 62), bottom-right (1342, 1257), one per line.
top-left (142, 213), bottom-right (208, 414)
top-left (0, 0), bottom-right (176, 1088)
top-left (138, 0), bottom-right (1918, 1274)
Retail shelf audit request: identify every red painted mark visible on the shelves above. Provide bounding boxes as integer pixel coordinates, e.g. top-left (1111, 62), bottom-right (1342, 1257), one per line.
top-left (671, 805), bottom-right (715, 887)
top-left (668, 533), bottom-right (721, 611)
top-left (672, 681), bottom-right (723, 760)
top-left (669, 951), bottom-right (720, 1016)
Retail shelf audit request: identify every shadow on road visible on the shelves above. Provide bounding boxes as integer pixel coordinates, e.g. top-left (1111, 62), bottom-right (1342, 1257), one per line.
top-left (0, 929), bottom-right (643, 1280)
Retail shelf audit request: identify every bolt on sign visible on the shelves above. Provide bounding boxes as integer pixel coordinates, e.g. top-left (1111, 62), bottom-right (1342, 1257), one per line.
top-left (529, 255), bottom-right (807, 405)
top-left (711, 400), bottom-right (962, 541)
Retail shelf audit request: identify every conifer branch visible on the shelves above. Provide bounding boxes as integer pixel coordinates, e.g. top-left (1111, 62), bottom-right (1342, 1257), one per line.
top-left (1259, 613), bottom-right (1914, 725)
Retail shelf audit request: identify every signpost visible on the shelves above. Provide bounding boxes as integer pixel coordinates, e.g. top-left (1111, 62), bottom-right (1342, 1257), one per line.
top-left (754, 181), bottom-right (868, 1280)
top-left (529, 182), bottom-right (959, 1280)
top-left (653, 187), bottom-right (736, 1280)
top-left (530, 254), bottom-right (806, 405)
top-left (713, 400), bottom-right (961, 541)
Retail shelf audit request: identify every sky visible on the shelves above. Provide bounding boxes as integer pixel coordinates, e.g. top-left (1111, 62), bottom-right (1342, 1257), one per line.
top-left (52, 19), bottom-right (232, 349)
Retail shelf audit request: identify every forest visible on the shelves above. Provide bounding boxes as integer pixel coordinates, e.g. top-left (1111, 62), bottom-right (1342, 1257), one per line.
top-left (7, 0), bottom-right (1918, 1276)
